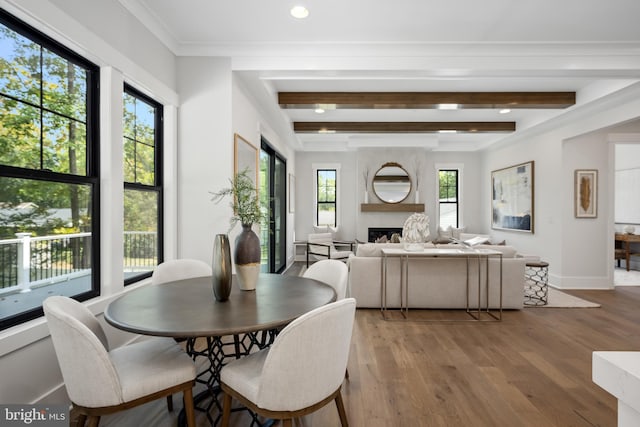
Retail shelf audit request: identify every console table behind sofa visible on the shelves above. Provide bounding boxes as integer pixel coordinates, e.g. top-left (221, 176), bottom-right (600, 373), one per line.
top-left (348, 242), bottom-right (532, 310)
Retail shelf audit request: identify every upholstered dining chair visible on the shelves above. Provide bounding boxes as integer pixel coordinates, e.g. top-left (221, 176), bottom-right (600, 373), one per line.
top-left (43, 296), bottom-right (197, 427)
top-left (306, 232), bottom-right (354, 267)
top-left (219, 298), bottom-right (356, 427)
top-left (151, 258), bottom-right (212, 285)
top-left (303, 259), bottom-right (349, 300)
top-left (303, 259), bottom-right (351, 378)
top-left (152, 259), bottom-right (212, 348)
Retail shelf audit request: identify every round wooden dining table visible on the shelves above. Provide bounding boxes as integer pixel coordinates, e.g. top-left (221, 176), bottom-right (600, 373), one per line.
top-left (104, 273), bottom-right (336, 426)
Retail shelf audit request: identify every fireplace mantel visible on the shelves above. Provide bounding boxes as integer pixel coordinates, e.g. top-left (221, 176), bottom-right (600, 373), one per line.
top-left (360, 203), bottom-right (424, 212)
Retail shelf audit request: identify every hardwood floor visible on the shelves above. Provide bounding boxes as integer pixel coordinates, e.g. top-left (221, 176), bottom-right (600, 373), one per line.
top-left (98, 274), bottom-right (640, 427)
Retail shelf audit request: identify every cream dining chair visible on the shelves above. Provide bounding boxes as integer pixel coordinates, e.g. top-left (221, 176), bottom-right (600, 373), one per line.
top-left (43, 296), bottom-right (197, 427)
top-left (151, 258), bottom-right (212, 285)
top-left (302, 259), bottom-right (349, 300)
top-left (219, 298), bottom-right (356, 427)
top-left (303, 259), bottom-right (351, 379)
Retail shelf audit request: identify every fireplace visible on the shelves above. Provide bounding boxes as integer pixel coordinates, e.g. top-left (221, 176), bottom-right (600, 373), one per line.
top-left (368, 227), bottom-right (403, 243)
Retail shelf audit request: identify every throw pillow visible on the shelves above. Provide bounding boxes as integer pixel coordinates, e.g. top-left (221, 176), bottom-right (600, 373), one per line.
top-left (313, 225), bottom-right (329, 235)
top-left (435, 226), bottom-right (453, 243)
top-left (451, 226), bottom-right (466, 239)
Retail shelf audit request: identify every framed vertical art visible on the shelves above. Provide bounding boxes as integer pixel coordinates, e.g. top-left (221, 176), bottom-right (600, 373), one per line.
top-left (491, 161), bottom-right (534, 233)
top-left (574, 169), bottom-right (597, 218)
top-left (288, 173), bottom-right (295, 213)
top-left (234, 133), bottom-right (259, 186)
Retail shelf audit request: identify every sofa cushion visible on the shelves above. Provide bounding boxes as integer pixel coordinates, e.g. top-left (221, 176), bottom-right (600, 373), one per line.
top-left (436, 226), bottom-right (453, 242)
top-left (356, 243), bottom-right (403, 257)
top-left (355, 242), bottom-right (436, 257)
top-left (435, 226), bottom-right (467, 243)
top-left (474, 244), bottom-right (518, 258)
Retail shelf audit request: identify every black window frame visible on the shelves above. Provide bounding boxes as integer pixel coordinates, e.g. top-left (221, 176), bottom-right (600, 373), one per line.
top-left (438, 169), bottom-right (459, 228)
top-left (316, 169), bottom-right (337, 227)
top-left (123, 84), bottom-right (163, 286)
top-left (0, 9), bottom-right (100, 330)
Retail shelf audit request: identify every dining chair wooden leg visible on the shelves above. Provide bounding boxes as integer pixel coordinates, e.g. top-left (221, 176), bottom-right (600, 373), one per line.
top-left (183, 387), bottom-right (196, 427)
top-left (221, 393), bottom-right (232, 427)
top-left (75, 413), bottom-right (87, 427)
top-left (335, 391), bottom-right (349, 427)
top-left (166, 395), bottom-right (173, 411)
top-left (86, 416), bottom-right (100, 427)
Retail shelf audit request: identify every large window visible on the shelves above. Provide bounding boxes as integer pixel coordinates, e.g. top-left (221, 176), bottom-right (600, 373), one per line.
top-left (316, 169), bottom-right (337, 227)
top-left (438, 169), bottom-right (459, 228)
top-left (0, 10), bottom-right (99, 329)
top-left (123, 85), bottom-right (162, 284)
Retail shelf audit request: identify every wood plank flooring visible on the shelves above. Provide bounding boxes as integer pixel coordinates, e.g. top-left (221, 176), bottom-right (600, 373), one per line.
top-left (96, 270), bottom-right (640, 427)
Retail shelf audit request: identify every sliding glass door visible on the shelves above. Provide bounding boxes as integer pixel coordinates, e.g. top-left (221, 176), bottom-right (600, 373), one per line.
top-left (259, 138), bottom-right (286, 273)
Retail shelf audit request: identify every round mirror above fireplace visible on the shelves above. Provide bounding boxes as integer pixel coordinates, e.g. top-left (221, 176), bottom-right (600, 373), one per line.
top-left (372, 162), bottom-right (412, 204)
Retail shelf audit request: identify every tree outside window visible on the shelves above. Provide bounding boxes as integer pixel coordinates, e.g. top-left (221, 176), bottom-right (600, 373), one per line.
top-left (123, 86), bottom-right (162, 284)
top-left (439, 170), bottom-right (459, 228)
top-left (317, 169), bottom-right (336, 227)
top-left (0, 11), bottom-right (99, 330)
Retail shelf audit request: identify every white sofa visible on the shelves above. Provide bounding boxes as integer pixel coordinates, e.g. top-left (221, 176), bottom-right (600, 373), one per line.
top-left (348, 241), bottom-right (537, 310)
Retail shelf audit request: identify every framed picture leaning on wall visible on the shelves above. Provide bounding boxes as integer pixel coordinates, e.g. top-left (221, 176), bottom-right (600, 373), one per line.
top-left (574, 169), bottom-right (597, 218)
top-left (491, 161), bottom-right (534, 233)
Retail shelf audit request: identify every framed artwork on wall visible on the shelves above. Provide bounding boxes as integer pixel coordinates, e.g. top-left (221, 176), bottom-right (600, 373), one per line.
top-left (575, 169), bottom-right (598, 218)
top-left (234, 133), bottom-right (258, 186)
top-left (491, 161), bottom-right (534, 233)
top-left (288, 173), bottom-right (295, 213)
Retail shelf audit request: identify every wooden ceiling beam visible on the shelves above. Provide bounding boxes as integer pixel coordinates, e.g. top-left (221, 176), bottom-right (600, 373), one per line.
top-left (279, 92), bottom-right (575, 109)
top-left (293, 122), bottom-right (516, 133)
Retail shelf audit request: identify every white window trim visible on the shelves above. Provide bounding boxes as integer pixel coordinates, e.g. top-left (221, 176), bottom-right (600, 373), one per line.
top-left (312, 163), bottom-right (341, 227)
top-left (434, 163), bottom-right (464, 228)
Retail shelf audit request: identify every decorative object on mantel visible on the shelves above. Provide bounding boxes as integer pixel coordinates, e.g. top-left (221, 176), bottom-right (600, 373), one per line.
top-left (624, 225), bottom-right (635, 234)
top-left (363, 168), bottom-right (369, 204)
top-left (211, 168), bottom-right (264, 291)
top-left (212, 234), bottom-right (232, 301)
top-left (413, 160), bottom-right (422, 204)
top-left (402, 213), bottom-right (430, 251)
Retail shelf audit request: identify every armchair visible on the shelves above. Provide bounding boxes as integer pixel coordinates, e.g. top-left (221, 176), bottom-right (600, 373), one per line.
top-left (306, 232), bottom-right (354, 267)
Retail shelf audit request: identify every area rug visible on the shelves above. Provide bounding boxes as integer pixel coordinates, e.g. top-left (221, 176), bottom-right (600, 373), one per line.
top-left (525, 287), bottom-right (600, 308)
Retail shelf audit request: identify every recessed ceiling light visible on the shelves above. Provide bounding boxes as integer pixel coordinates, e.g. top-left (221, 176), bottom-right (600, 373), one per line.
top-left (438, 104), bottom-right (459, 110)
top-left (314, 108), bottom-right (325, 114)
top-left (290, 6), bottom-right (309, 19)
top-left (499, 108), bottom-right (511, 114)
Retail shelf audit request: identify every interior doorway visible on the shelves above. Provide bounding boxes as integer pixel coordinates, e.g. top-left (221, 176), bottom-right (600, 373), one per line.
top-left (613, 141), bottom-right (640, 285)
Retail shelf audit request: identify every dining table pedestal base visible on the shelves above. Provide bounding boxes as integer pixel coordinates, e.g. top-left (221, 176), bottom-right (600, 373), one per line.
top-left (178, 330), bottom-right (278, 427)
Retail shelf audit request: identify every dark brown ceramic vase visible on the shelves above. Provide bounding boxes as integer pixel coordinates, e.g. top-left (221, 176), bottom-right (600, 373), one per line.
top-left (234, 224), bottom-right (261, 290)
top-left (212, 234), bottom-right (232, 301)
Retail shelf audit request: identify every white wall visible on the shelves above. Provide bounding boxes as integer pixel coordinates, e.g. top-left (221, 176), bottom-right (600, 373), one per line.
top-left (176, 57), bottom-right (233, 263)
top-left (232, 77), bottom-right (296, 265)
top-left (295, 148), bottom-right (486, 243)
top-left (483, 83), bottom-right (640, 289)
